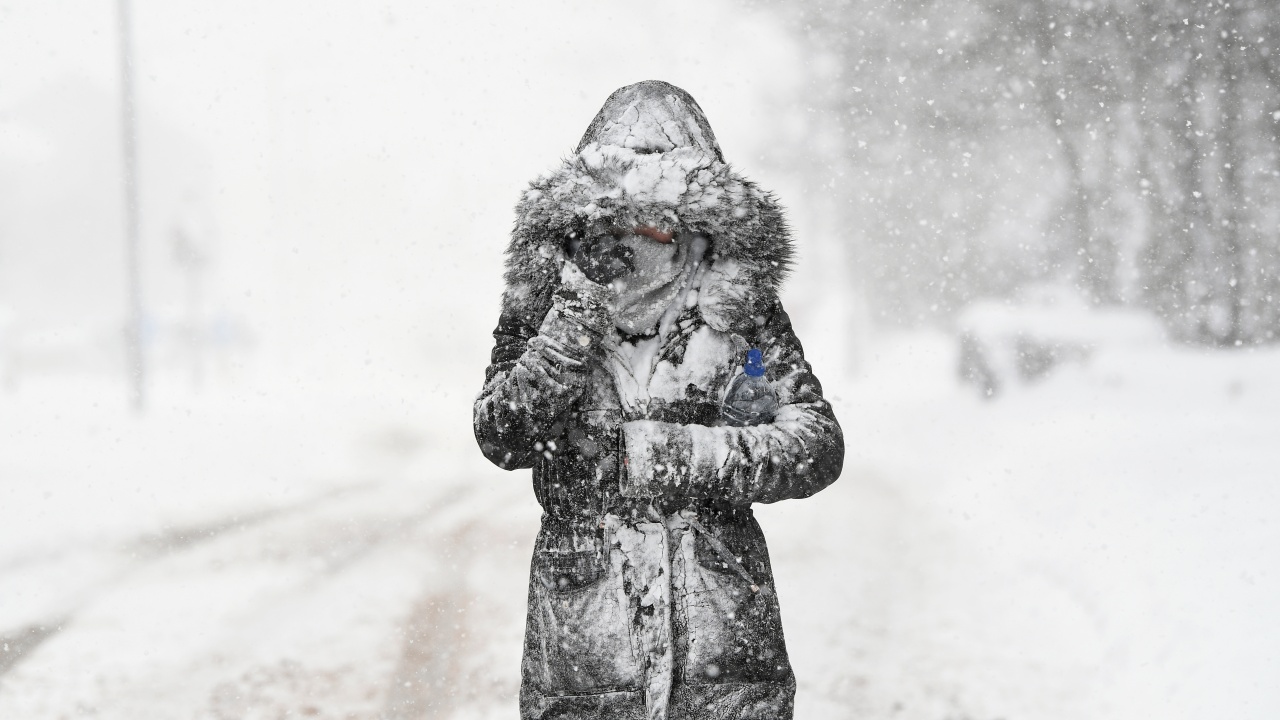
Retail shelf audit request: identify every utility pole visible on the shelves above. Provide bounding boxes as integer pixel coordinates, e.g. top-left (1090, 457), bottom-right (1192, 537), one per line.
top-left (117, 0), bottom-right (146, 410)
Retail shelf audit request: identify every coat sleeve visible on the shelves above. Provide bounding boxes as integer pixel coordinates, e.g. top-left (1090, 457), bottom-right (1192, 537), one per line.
top-left (618, 305), bottom-right (844, 504)
top-left (473, 263), bottom-right (613, 470)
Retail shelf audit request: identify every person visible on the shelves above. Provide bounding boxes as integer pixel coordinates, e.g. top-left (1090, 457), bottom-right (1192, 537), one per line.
top-left (473, 80), bottom-right (844, 720)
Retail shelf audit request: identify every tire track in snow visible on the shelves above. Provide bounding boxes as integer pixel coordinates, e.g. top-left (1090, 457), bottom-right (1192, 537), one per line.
top-left (0, 450), bottom-right (537, 719)
top-left (382, 519), bottom-right (483, 720)
top-left (0, 480), bottom-right (377, 683)
top-left (0, 476), bottom-right (479, 712)
top-left (382, 488), bottom-right (536, 719)
top-left (0, 620), bottom-right (64, 678)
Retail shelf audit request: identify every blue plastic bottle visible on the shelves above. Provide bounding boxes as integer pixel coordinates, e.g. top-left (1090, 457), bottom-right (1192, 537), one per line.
top-left (722, 348), bottom-right (779, 426)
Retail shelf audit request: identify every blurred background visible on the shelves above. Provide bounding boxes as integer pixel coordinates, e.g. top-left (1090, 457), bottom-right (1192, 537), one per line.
top-left (1, 1), bottom-right (1277, 718)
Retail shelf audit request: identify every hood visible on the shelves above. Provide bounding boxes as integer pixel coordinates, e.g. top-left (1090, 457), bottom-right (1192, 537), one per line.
top-left (575, 80), bottom-right (724, 162)
top-left (500, 80), bottom-right (794, 335)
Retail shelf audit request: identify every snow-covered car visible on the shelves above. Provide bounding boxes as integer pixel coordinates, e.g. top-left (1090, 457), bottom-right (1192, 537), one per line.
top-left (956, 288), bottom-right (1165, 398)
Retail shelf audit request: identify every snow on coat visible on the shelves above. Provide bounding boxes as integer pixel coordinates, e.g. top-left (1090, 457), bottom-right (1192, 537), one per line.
top-left (474, 80), bottom-right (844, 720)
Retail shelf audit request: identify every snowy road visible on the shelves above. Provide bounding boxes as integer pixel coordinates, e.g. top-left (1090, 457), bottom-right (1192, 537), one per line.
top-left (2, 338), bottom-right (1278, 719)
top-left (0, 461), bottom-right (538, 719)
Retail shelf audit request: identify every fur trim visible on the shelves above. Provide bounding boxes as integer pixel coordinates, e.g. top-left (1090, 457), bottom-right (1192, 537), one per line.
top-left (503, 145), bottom-right (794, 335)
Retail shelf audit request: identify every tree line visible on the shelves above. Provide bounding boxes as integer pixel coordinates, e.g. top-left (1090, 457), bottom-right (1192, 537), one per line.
top-left (776, 0), bottom-right (1280, 346)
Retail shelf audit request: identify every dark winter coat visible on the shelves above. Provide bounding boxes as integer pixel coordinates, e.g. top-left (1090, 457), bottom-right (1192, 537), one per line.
top-left (474, 81), bottom-right (844, 720)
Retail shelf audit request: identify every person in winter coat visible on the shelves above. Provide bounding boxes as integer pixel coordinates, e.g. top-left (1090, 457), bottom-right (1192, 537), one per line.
top-left (474, 80), bottom-right (844, 720)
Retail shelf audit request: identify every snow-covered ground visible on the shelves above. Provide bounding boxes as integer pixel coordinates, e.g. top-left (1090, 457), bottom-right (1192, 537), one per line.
top-left (1, 332), bottom-right (1276, 720)
top-left (7, 1), bottom-right (1275, 717)
top-left (771, 334), bottom-right (1280, 720)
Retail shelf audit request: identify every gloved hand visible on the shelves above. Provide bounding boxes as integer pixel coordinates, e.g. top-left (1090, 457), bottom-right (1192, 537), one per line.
top-left (568, 233), bottom-right (636, 286)
top-left (534, 261), bottom-right (614, 362)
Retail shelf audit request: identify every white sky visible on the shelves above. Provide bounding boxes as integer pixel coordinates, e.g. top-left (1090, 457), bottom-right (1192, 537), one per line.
top-left (0, 0), bottom-right (811, 384)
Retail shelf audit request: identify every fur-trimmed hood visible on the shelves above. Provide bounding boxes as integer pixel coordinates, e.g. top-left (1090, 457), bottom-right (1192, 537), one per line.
top-left (501, 81), bottom-right (794, 335)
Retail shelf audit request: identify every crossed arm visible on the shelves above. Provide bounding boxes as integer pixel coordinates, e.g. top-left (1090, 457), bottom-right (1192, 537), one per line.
top-left (618, 307), bottom-right (844, 505)
top-left (474, 268), bottom-right (844, 503)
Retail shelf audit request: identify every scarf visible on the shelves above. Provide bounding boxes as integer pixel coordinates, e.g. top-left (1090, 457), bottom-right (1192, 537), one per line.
top-left (609, 233), bottom-right (706, 336)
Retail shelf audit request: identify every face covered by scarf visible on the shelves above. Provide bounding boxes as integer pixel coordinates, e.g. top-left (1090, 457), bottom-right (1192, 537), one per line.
top-left (607, 231), bottom-right (706, 336)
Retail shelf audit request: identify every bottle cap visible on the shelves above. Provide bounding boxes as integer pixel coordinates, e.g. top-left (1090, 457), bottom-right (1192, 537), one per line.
top-left (744, 348), bottom-right (766, 377)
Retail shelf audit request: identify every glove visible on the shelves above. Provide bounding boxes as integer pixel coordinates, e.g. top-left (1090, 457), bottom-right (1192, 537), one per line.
top-left (569, 233), bottom-right (635, 286)
top-left (536, 262), bottom-right (614, 358)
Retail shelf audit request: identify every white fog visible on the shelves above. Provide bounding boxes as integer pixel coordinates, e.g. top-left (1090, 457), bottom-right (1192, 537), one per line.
top-left (1, 1), bottom-right (1277, 718)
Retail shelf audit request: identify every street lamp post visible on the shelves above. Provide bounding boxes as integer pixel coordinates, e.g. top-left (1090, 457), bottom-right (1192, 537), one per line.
top-left (117, 0), bottom-right (146, 410)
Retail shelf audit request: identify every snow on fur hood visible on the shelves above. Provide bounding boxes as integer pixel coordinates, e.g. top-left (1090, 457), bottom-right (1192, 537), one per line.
top-left (502, 80), bottom-right (794, 335)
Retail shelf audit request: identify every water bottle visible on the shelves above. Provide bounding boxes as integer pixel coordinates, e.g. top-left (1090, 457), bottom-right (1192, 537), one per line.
top-left (722, 348), bottom-right (779, 426)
